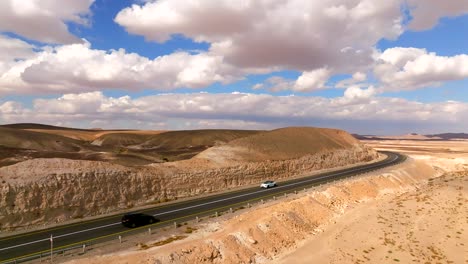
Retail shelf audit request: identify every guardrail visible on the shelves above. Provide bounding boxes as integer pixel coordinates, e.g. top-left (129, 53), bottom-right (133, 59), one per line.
top-left (1, 153), bottom-right (405, 264)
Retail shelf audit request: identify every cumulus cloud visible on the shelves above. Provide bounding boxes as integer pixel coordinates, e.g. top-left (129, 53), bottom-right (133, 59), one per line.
top-left (0, 34), bottom-right (35, 61)
top-left (332, 85), bottom-right (377, 105)
top-left (294, 68), bottom-right (331, 92)
top-left (0, 0), bottom-right (467, 97)
top-left (1, 91), bottom-right (467, 134)
top-left (406, 0), bottom-right (468, 30)
top-left (113, 0), bottom-right (468, 94)
top-left (375, 47), bottom-right (468, 91)
top-left (336, 72), bottom-right (368, 88)
top-left (0, 41), bottom-right (244, 95)
top-left (254, 68), bottom-right (331, 93)
top-left (0, 0), bottom-right (94, 44)
top-left (116, 0), bottom-right (403, 72)
top-left (0, 34), bottom-right (36, 77)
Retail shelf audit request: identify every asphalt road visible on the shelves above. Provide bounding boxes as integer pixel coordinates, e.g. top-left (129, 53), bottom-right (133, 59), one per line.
top-left (0, 151), bottom-right (404, 263)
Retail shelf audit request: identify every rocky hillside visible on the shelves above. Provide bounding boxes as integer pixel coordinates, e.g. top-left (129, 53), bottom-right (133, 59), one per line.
top-left (0, 127), bottom-right (378, 230)
top-left (65, 158), bottom-right (442, 264)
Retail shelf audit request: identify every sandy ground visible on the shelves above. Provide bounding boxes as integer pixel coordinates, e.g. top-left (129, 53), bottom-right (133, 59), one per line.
top-left (277, 171), bottom-right (467, 264)
top-left (54, 140), bottom-right (468, 263)
top-left (276, 140), bottom-right (468, 264)
top-left (363, 139), bottom-right (468, 172)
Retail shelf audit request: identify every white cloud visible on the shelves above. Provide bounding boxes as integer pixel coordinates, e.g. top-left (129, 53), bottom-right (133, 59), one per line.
top-left (337, 85), bottom-right (377, 105)
top-left (33, 91), bottom-right (107, 114)
top-left (259, 76), bottom-right (295, 93)
top-left (113, 0), bottom-right (468, 94)
top-left (252, 83), bottom-right (264, 90)
top-left (0, 0), bottom-right (466, 98)
top-left (254, 68), bottom-right (331, 93)
top-left (0, 35), bottom-right (36, 77)
top-left (116, 0), bottom-right (403, 72)
top-left (1, 91), bottom-right (467, 134)
top-left (0, 34), bottom-right (35, 61)
top-left (0, 0), bottom-right (94, 44)
top-left (352, 72), bottom-right (367, 82)
top-left (0, 42), bottom-right (243, 95)
top-left (375, 47), bottom-right (468, 91)
top-left (293, 68), bottom-right (331, 92)
top-left (336, 72), bottom-right (368, 88)
top-left (406, 0), bottom-right (468, 30)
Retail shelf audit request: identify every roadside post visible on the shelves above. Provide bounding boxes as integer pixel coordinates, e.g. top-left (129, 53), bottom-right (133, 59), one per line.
top-left (50, 234), bottom-right (53, 263)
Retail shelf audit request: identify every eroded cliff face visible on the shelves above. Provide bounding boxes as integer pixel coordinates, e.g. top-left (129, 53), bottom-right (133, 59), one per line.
top-left (0, 145), bottom-right (377, 230)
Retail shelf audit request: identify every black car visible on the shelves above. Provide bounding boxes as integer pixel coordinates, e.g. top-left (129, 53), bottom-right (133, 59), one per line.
top-left (121, 213), bottom-right (159, 228)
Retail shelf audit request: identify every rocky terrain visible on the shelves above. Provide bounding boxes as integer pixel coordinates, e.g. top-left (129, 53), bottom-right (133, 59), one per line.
top-left (62, 139), bottom-right (468, 264)
top-left (0, 126), bottom-right (376, 230)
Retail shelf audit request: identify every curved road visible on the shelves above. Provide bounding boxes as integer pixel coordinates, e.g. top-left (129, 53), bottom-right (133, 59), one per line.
top-left (0, 151), bottom-right (404, 263)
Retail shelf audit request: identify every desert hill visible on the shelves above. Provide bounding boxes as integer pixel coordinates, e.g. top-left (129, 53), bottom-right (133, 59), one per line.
top-left (0, 127), bottom-right (97, 167)
top-left (196, 127), bottom-right (361, 162)
top-left (0, 124), bottom-right (260, 167)
top-left (142, 129), bottom-right (260, 149)
top-left (0, 123), bottom-right (99, 131)
top-left (0, 125), bottom-right (378, 230)
top-left (355, 132), bottom-right (468, 141)
top-left (93, 129), bottom-right (259, 149)
top-left (1, 123), bottom-right (165, 141)
top-left (0, 124), bottom-right (372, 169)
top-left (0, 127), bottom-right (84, 152)
top-left (426, 133), bottom-right (468, 140)
top-left (91, 133), bottom-right (153, 147)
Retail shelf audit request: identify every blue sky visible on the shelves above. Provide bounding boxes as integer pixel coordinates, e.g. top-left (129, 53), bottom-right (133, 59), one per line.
top-left (0, 0), bottom-right (467, 134)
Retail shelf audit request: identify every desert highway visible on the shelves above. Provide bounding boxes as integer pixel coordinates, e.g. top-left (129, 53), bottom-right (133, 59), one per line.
top-left (0, 151), bottom-right (404, 263)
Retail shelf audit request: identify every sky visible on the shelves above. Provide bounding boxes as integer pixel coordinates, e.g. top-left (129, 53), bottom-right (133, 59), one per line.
top-left (0, 0), bottom-right (467, 135)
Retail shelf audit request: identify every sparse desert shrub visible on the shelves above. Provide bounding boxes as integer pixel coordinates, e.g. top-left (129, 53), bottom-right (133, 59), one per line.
top-left (151, 236), bottom-right (187, 247)
top-left (184, 226), bottom-right (196, 233)
top-left (137, 242), bottom-right (149, 250)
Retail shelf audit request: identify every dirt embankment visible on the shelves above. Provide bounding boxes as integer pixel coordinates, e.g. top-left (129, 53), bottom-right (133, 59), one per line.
top-left (0, 128), bottom-right (377, 230)
top-left (64, 158), bottom-right (446, 264)
top-left (278, 170), bottom-right (467, 264)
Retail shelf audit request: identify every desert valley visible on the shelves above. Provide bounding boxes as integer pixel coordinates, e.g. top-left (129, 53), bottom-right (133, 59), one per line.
top-left (1, 1), bottom-right (467, 263)
top-left (0, 124), bottom-right (466, 263)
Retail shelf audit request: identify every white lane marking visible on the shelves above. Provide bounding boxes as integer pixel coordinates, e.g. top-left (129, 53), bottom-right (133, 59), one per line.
top-left (155, 154), bottom-right (398, 216)
top-left (0, 238), bottom-right (50, 252)
top-left (0, 222), bottom-right (121, 252)
top-left (0, 154), bottom-right (399, 252)
top-left (53, 222), bottom-right (121, 239)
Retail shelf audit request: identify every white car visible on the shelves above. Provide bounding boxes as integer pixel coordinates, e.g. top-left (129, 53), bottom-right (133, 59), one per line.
top-left (260, 180), bottom-right (277, 188)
